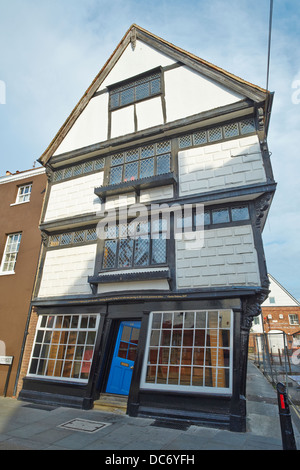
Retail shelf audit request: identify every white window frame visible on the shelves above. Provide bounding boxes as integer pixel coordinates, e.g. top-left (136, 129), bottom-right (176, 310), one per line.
top-left (0, 232), bottom-right (22, 274)
top-left (14, 183), bottom-right (32, 204)
top-left (289, 314), bottom-right (299, 325)
top-left (27, 313), bottom-right (101, 383)
top-left (140, 309), bottom-right (233, 395)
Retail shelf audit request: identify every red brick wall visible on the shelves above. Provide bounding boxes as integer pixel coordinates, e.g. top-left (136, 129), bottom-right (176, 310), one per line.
top-left (261, 306), bottom-right (300, 335)
top-left (15, 307), bottom-right (39, 397)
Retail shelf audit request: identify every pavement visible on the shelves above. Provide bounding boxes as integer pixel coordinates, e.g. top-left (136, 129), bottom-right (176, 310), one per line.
top-left (0, 361), bottom-right (299, 452)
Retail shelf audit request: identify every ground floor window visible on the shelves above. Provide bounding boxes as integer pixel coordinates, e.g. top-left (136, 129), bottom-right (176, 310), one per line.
top-left (28, 314), bottom-right (100, 382)
top-left (141, 310), bottom-right (233, 393)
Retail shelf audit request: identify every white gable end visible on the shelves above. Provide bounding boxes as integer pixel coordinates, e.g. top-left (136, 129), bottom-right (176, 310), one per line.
top-left (54, 92), bottom-right (109, 156)
top-left (164, 65), bottom-right (244, 122)
top-left (98, 39), bottom-right (176, 90)
top-left (53, 38), bottom-right (246, 157)
top-left (263, 275), bottom-right (300, 307)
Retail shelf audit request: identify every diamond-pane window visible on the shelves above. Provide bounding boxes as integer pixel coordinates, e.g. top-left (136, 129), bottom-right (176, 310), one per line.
top-left (110, 93), bottom-right (119, 109)
top-left (193, 131), bottom-right (207, 145)
top-left (179, 135), bottom-right (192, 149)
top-left (110, 166), bottom-right (123, 185)
top-left (73, 231), bottom-right (85, 243)
top-left (64, 168), bottom-right (72, 179)
top-left (125, 149), bottom-right (139, 162)
top-left (110, 72), bottom-right (161, 110)
top-left (83, 162), bottom-right (93, 173)
top-left (208, 127), bottom-right (223, 142)
top-left (157, 154), bottom-right (171, 175)
top-left (136, 82), bottom-right (149, 100)
top-left (212, 209), bottom-right (230, 224)
top-left (140, 158), bottom-right (154, 179)
top-left (54, 170), bottom-right (64, 182)
top-left (156, 141), bottom-right (171, 154)
top-left (73, 164), bottom-right (83, 176)
top-left (101, 220), bottom-right (167, 270)
top-left (231, 206), bottom-right (249, 221)
top-left (134, 237), bottom-right (150, 266)
top-left (86, 228), bottom-right (97, 241)
top-left (224, 123), bottom-right (239, 138)
top-left (94, 158), bottom-right (104, 170)
top-left (150, 77), bottom-right (161, 94)
top-left (120, 87), bottom-right (134, 106)
top-left (118, 239), bottom-right (134, 268)
top-left (141, 145), bottom-right (155, 159)
top-left (124, 162), bottom-right (138, 181)
top-left (151, 238), bottom-right (167, 264)
top-left (111, 155), bottom-right (124, 167)
top-left (240, 118), bottom-right (255, 134)
top-left (103, 240), bottom-right (117, 269)
top-left (61, 233), bottom-right (73, 245)
top-left (49, 235), bottom-right (60, 247)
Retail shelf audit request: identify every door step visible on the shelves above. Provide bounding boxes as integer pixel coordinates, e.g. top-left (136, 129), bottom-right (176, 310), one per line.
top-left (93, 393), bottom-right (127, 414)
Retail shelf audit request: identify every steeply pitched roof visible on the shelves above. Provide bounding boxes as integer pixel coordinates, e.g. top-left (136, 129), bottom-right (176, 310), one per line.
top-left (265, 274), bottom-right (300, 306)
top-left (39, 24), bottom-right (271, 166)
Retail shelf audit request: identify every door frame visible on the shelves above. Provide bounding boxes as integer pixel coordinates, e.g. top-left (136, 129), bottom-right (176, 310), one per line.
top-left (106, 320), bottom-right (141, 395)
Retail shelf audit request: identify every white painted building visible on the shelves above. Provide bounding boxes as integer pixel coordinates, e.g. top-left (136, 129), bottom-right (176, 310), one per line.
top-left (19, 25), bottom-right (276, 432)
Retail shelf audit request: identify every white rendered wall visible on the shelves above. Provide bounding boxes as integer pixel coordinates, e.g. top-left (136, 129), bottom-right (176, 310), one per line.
top-left (54, 93), bottom-right (109, 156)
top-left (38, 244), bottom-right (97, 298)
top-left (135, 96), bottom-right (164, 131)
top-left (179, 135), bottom-right (266, 197)
top-left (98, 279), bottom-right (170, 294)
top-left (98, 40), bottom-right (176, 90)
top-left (110, 105), bottom-right (135, 139)
top-left (44, 172), bottom-right (103, 222)
top-left (164, 66), bottom-right (243, 122)
top-left (176, 225), bottom-right (260, 289)
top-left (53, 39), bottom-right (247, 156)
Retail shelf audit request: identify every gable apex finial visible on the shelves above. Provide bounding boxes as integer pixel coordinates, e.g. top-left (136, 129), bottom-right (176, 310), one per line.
top-left (130, 26), bottom-right (137, 51)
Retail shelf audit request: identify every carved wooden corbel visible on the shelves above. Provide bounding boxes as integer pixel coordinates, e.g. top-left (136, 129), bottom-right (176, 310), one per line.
top-left (45, 165), bottom-right (53, 183)
top-left (254, 193), bottom-right (272, 229)
top-left (41, 232), bottom-right (49, 247)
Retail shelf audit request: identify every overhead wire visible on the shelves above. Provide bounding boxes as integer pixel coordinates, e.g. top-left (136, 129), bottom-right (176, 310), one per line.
top-left (266, 0), bottom-right (274, 92)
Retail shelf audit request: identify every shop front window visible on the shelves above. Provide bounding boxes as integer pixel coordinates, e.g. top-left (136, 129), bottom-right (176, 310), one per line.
top-left (141, 310), bottom-right (233, 393)
top-left (28, 314), bottom-right (100, 382)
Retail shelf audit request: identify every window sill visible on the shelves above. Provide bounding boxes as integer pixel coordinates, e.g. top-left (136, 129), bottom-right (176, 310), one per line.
top-left (88, 267), bottom-right (171, 284)
top-left (0, 271), bottom-right (15, 276)
top-left (10, 200), bottom-right (30, 207)
top-left (94, 172), bottom-right (177, 201)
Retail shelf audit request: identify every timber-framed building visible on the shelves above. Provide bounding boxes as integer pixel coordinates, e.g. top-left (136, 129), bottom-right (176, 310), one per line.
top-left (18, 25), bottom-right (276, 432)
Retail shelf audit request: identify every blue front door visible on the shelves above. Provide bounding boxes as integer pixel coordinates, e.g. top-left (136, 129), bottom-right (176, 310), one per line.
top-left (106, 321), bottom-right (141, 395)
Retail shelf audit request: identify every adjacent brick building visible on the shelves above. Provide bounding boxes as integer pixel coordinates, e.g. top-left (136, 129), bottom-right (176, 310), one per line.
top-left (251, 274), bottom-right (300, 351)
top-left (0, 167), bottom-right (46, 397)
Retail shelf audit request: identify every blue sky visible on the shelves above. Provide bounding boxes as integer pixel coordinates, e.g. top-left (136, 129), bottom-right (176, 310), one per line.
top-left (0, 0), bottom-right (300, 300)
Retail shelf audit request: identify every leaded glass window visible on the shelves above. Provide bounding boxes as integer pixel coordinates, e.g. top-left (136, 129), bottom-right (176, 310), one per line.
top-left (102, 219), bottom-right (167, 270)
top-left (109, 140), bottom-right (171, 185)
top-left (109, 72), bottom-right (162, 110)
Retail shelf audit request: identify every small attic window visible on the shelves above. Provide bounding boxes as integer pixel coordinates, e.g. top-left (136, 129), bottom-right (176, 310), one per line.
top-left (109, 70), bottom-right (162, 110)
